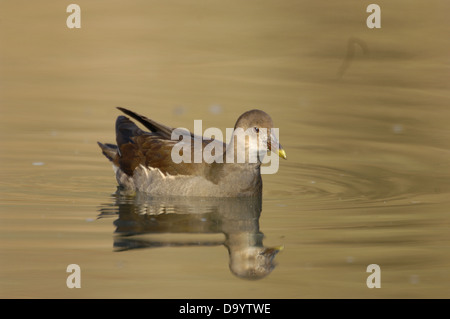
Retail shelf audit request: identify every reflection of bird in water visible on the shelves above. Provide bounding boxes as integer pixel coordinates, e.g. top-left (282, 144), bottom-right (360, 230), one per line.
top-left (97, 193), bottom-right (283, 280)
top-left (337, 37), bottom-right (369, 79)
top-left (225, 232), bottom-right (283, 280)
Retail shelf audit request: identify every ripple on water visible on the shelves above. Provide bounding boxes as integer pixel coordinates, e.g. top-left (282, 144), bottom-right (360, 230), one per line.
top-left (275, 157), bottom-right (450, 209)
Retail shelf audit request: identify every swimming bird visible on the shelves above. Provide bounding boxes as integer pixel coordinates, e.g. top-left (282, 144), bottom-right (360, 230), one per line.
top-left (98, 107), bottom-right (286, 197)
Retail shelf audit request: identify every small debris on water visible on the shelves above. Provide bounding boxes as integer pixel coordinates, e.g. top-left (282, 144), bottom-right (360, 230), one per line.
top-left (392, 124), bottom-right (404, 134)
top-left (209, 104), bottom-right (223, 114)
top-left (32, 162), bottom-right (45, 166)
top-left (409, 274), bottom-right (420, 284)
top-left (173, 106), bottom-right (187, 115)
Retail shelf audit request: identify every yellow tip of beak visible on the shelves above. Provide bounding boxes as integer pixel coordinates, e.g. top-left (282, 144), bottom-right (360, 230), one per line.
top-left (263, 245), bottom-right (285, 255)
top-left (278, 148), bottom-right (287, 160)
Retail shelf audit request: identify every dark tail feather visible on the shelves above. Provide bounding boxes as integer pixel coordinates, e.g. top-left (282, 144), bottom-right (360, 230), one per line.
top-left (98, 115), bottom-right (147, 162)
top-left (97, 142), bottom-right (118, 162)
top-left (117, 107), bottom-right (174, 139)
top-left (115, 115), bottom-right (146, 147)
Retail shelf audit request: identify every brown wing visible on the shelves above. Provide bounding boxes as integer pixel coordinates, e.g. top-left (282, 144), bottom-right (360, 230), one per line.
top-left (116, 134), bottom-right (207, 177)
top-left (113, 113), bottom-right (225, 178)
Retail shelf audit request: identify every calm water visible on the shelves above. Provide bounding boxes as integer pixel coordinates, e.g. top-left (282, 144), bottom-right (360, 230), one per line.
top-left (1, 1), bottom-right (449, 298)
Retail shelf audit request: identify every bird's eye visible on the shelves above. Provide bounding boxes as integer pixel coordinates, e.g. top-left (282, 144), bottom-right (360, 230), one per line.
top-left (254, 127), bottom-right (259, 133)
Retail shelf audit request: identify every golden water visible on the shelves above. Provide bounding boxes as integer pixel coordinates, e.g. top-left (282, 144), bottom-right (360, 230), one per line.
top-left (1, 1), bottom-right (449, 298)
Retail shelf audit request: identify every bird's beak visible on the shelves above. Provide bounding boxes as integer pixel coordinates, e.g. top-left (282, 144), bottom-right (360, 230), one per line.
top-left (267, 133), bottom-right (287, 160)
top-left (278, 147), bottom-right (287, 160)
